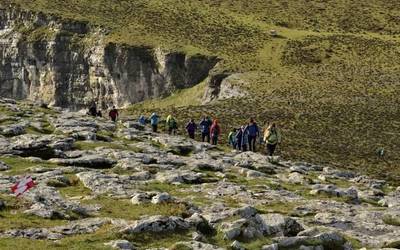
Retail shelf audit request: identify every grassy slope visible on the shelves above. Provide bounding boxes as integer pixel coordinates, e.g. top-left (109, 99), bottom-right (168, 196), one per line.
top-left (3, 0), bottom-right (400, 180)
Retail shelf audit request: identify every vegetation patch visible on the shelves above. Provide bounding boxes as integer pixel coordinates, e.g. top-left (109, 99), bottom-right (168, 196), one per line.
top-left (383, 214), bottom-right (400, 226)
top-left (0, 156), bottom-right (57, 176)
top-left (81, 196), bottom-right (189, 220)
top-left (0, 194), bottom-right (67, 231)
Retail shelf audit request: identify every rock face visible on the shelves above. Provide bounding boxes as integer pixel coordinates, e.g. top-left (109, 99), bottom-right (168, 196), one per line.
top-left (0, 6), bottom-right (218, 109)
top-left (202, 73), bottom-right (248, 104)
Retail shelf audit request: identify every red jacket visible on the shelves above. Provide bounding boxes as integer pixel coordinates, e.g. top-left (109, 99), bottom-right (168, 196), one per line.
top-left (210, 123), bottom-right (220, 137)
top-left (109, 109), bottom-right (119, 119)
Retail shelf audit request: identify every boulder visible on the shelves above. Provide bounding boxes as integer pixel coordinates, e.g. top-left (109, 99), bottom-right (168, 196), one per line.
top-left (0, 124), bottom-right (25, 136)
top-left (231, 240), bottom-right (245, 250)
top-left (171, 241), bottom-right (224, 250)
top-left (0, 161), bottom-right (10, 171)
top-left (151, 192), bottom-right (173, 204)
top-left (262, 244), bottom-right (279, 250)
top-left (155, 171), bottom-right (203, 184)
top-left (131, 193), bottom-right (152, 205)
top-left (259, 213), bottom-right (304, 236)
top-left (104, 240), bottom-right (135, 250)
top-left (121, 216), bottom-right (190, 234)
top-left (277, 231), bottom-right (346, 249)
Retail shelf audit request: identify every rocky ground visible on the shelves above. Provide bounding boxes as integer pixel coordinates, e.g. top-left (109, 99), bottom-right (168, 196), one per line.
top-left (0, 98), bottom-right (399, 250)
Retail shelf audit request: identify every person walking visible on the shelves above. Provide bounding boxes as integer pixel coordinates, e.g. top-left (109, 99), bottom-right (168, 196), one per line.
top-left (150, 113), bottom-right (159, 132)
top-left (108, 106), bottom-right (119, 122)
top-left (166, 115), bottom-right (177, 135)
top-left (88, 104), bottom-right (97, 117)
top-left (210, 119), bottom-right (221, 145)
top-left (228, 128), bottom-right (237, 149)
top-left (235, 127), bottom-right (243, 151)
top-left (241, 125), bottom-right (249, 152)
top-left (263, 123), bottom-right (281, 156)
top-left (247, 118), bottom-right (260, 152)
top-left (199, 116), bottom-right (212, 143)
top-left (138, 115), bottom-right (146, 125)
top-left (185, 119), bottom-right (197, 139)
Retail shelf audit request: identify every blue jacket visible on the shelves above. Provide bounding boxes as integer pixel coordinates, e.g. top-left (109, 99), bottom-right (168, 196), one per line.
top-left (248, 123), bottom-right (259, 137)
top-left (150, 114), bottom-right (159, 125)
top-left (199, 119), bottom-right (211, 133)
top-left (138, 116), bottom-right (146, 125)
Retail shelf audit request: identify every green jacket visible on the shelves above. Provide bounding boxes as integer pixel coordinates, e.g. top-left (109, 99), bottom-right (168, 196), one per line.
top-left (264, 128), bottom-right (281, 145)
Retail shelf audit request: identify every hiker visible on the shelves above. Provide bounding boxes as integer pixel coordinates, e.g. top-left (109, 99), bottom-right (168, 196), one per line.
top-left (185, 119), bottom-right (197, 139)
top-left (166, 115), bottom-right (178, 135)
top-left (150, 113), bottom-right (159, 132)
top-left (88, 104), bottom-right (97, 117)
top-left (138, 115), bottom-right (146, 126)
top-left (228, 128), bottom-right (237, 149)
top-left (199, 116), bottom-right (212, 143)
top-left (263, 123), bottom-right (281, 156)
top-left (247, 118), bottom-right (260, 152)
top-left (241, 125), bottom-right (249, 152)
top-left (235, 127), bottom-right (243, 151)
top-left (108, 106), bottom-right (119, 122)
top-left (210, 119), bottom-right (221, 145)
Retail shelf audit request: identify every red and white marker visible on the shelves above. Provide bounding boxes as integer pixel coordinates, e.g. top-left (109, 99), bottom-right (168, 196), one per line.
top-left (11, 176), bottom-right (35, 197)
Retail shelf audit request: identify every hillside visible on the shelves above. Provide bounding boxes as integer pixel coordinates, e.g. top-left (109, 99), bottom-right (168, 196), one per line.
top-left (1, 0), bottom-right (399, 181)
top-left (1, 98), bottom-right (400, 249)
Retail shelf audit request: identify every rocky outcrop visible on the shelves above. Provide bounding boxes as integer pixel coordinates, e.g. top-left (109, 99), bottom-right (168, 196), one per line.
top-left (202, 73), bottom-right (248, 103)
top-left (0, 5), bottom-right (218, 109)
top-left (1, 98), bottom-right (400, 248)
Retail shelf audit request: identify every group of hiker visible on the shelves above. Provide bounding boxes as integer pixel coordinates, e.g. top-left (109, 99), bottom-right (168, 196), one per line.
top-left (140, 113), bottom-right (281, 156)
top-left (87, 104), bottom-right (119, 122)
top-left (87, 104), bottom-right (281, 156)
top-left (228, 121), bottom-right (281, 156)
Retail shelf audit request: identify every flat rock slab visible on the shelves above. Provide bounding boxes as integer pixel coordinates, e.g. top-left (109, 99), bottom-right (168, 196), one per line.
top-left (49, 155), bottom-right (116, 168)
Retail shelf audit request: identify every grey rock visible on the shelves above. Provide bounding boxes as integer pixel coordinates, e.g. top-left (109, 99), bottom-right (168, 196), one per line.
top-left (0, 161), bottom-right (10, 171)
top-left (172, 241), bottom-right (224, 250)
top-left (121, 216), bottom-right (190, 234)
top-left (277, 231), bottom-right (346, 249)
top-left (155, 171), bottom-right (203, 184)
top-left (151, 192), bottom-right (173, 204)
top-left (231, 240), bottom-right (245, 250)
top-left (104, 240), bottom-right (135, 250)
top-left (0, 218), bottom-right (110, 240)
top-left (259, 213), bottom-right (304, 236)
top-left (50, 155), bottom-right (116, 168)
top-left (0, 124), bottom-right (25, 136)
top-left (287, 172), bottom-right (309, 185)
top-left (131, 193), bottom-right (152, 205)
top-left (262, 243), bottom-right (279, 250)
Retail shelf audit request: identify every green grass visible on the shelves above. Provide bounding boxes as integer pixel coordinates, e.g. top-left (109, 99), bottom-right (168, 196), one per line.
top-left (81, 196), bottom-right (189, 220)
top-left (0, 194), bottom-right (67, 231)
top-left (58, 175), bottom-right (92, 198)
top-left (73, 141), bottom-right (143, 154)
top-left (0, 156), bottom-right (57, 176)
top-left (383, 214), bottom-right (400, 226)
top-left (128, 81), bottom-right (207, 111)
top-left (0, 225), bottom-right (115, 250)
top-left (123, 230), bottom-right (192, 249)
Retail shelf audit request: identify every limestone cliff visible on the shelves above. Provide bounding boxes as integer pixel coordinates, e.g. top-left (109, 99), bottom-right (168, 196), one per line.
top-left (0, 5), bottom-right (218, 109)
